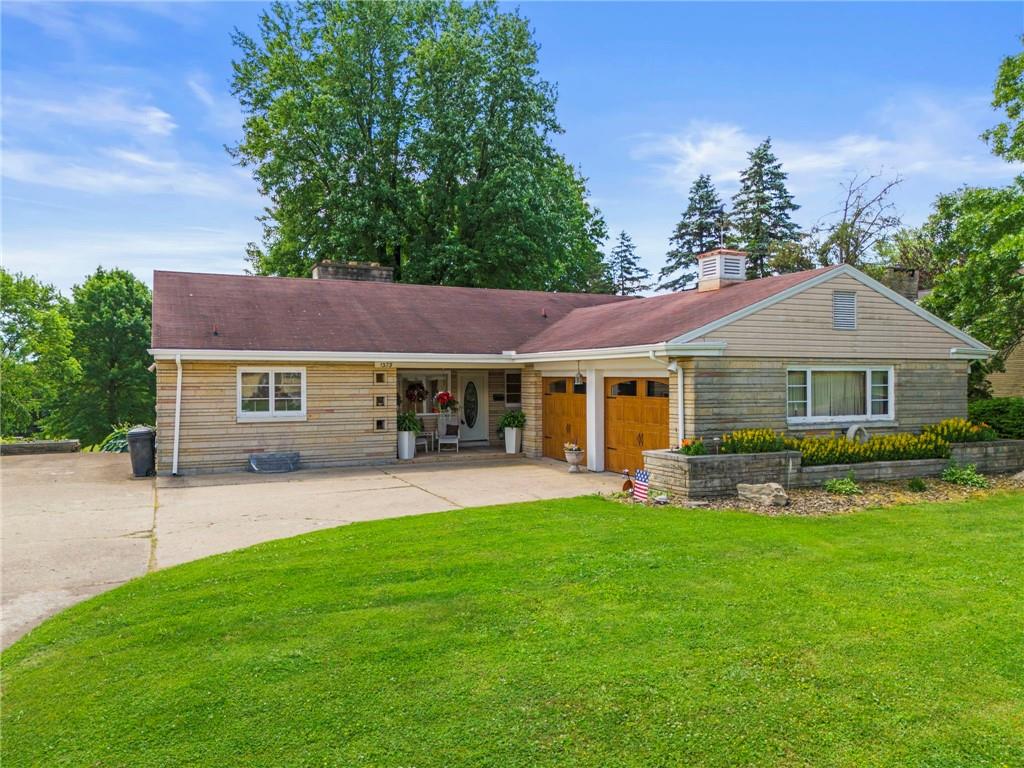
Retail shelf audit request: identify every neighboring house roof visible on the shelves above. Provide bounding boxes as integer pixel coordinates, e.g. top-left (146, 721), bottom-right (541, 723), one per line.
top-left (151, 265), bottom-right (991, 360)
top-left (151, 271), bottom-right (631, 355)
top-left (517, 267), bottom-right (836, 353)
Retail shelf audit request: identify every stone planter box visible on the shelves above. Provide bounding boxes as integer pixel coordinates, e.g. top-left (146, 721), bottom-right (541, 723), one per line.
top-left (644, 450), bottom-right (801, 499)
top-left (644, 439), bottom-right (1024, 499)
top-left (0, 439), bottom-right (81, 456)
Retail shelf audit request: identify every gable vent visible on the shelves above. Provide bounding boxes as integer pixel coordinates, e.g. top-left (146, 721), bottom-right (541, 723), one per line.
top-left (833, 290), bottom-right (857, 330)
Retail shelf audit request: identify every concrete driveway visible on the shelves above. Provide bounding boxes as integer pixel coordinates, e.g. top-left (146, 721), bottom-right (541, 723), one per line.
top-left (1, 453), bottom-right (620, 648)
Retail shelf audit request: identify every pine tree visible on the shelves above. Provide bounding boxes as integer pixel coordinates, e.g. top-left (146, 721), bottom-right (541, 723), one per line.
top-left (659, 174), bottom-right (728, 290)
top-left (731, 138), bottom-right (801, 278)
top-left (606, 231), bottom-right (652, 295)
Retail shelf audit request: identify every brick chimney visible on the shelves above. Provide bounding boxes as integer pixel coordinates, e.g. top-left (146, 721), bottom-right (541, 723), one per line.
top-left (882, 266), bottom-right (920, 302)
top-left (312, 260), bottom-right (394, 283)
top-left (696, 248), bottom-right (747, 292)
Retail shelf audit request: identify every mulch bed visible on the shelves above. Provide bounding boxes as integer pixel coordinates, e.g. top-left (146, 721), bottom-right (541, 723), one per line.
top-left (615, 473), bottom-right (1024, 517)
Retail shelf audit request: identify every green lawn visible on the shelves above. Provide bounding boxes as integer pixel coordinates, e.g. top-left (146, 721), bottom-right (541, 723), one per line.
top-left (3, 494), bottom-right (1023, 767)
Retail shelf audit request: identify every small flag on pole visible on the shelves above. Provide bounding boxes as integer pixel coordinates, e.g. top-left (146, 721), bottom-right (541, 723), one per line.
top-left (632, 469), bottom-right (650, 502)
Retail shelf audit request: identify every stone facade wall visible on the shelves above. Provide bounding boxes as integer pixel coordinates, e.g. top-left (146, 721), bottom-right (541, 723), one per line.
top-left (686, 358), bottom-right (968, 438)
top-left (644, 440), bottom-right (1024, 498)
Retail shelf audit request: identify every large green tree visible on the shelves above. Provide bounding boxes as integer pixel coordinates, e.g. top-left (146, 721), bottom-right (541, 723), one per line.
top-left (48, 269), bottom-right (155, 446)
top-left (981, 35), bottom-right (1024, 163)
top-left (606, 231), bottom-right (651, 296)
top-left (659, 174), bottom-right (727, 290)
top-left (0, 270), bottom-right (79, 437)
top-left (731, 138), bottom-right (800, 279)
top-left (231, 0), bottom-right (608, 291)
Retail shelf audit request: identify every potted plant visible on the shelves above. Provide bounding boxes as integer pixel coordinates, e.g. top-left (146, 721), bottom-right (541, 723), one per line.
top-left (563, 441), bottom-right (584, 473)
top-left (498, 409), bottom-right (526, 454)
top-left (397, 410), bottom-right (420, 460)
top-left (433, 390), bottom-right (459, 433)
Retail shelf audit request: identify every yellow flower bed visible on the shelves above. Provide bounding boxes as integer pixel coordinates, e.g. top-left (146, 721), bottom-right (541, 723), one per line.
top-left (718, 428), bottom-right (951, 467)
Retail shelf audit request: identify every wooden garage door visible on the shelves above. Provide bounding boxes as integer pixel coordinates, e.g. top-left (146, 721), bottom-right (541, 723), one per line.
top-left (605, 377), bottom-right (670, 474)
top-left (542, 377), bottom-right (587, 462)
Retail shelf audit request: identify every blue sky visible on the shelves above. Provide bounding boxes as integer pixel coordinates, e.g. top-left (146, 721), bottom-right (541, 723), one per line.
top-left (2, 2), bottom-right (1021, 293)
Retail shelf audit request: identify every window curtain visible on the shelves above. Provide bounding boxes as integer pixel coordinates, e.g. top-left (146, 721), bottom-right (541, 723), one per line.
top-left (812, 371), bottom-right (866, 417)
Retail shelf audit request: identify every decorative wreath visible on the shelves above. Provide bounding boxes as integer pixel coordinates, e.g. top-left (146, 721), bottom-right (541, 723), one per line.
top-left (405, 382), bottom-right (428, 403)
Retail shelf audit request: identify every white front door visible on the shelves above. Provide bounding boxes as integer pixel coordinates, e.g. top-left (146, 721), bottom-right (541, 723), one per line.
top-left (457, 372), bottom-right (488, 442)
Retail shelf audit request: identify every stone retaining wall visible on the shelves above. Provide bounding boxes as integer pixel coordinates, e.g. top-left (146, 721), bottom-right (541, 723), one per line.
top-left (644, 439), bottom-right (1024, 499)
top-left (0, 440), bottom-right (81, 456)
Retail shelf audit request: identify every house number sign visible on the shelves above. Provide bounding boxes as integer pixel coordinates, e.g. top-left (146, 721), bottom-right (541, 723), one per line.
top-left (374, 362), bottom-right (394, 369)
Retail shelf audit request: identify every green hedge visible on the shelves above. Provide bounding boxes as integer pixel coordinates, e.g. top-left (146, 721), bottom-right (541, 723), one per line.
top-left (967, 397), bottom-right (1024, 439)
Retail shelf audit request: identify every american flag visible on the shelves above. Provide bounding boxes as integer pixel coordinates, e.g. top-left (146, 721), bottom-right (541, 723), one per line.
top-left (632, 469), bottom-right (650, 502)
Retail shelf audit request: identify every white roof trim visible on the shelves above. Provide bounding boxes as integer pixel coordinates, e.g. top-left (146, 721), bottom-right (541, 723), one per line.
top-left (950, 347), bottom-right (992, 360)
top-left (670, 264), bottom-right (992, 354)
top-left (149, 341), bottom-right (727, 364)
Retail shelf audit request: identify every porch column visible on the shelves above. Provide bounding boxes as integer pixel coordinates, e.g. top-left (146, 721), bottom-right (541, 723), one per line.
top-left (676, 367), bottom-right (685, 444)
top-left (521, 365), bottom-right (543, 458)
top-left (586, 368), bottom-right (604, 472)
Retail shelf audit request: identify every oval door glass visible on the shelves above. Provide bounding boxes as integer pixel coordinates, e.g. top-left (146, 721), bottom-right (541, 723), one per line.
top-left (463, 381), bottom-right (479, 428)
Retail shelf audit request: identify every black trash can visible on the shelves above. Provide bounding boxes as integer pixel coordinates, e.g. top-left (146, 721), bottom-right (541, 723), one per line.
top-left (127, 426), bottom-right (156, 478)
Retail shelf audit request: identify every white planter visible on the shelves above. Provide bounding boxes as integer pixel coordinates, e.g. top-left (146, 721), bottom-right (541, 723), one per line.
top-left (504, 427), bottom-right (521, 454)
top-left (397, 431), bottom-right (417, 460)
top-left (564, 450), bottom-right (585, 473)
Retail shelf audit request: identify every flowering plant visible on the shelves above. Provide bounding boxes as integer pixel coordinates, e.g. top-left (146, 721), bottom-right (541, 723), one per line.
top-left (434, 390), bottom-right (459, 412)
top-left (564, 441), bottom-right (581, 452)
top-left (677, 437), bottom-right (707, 456)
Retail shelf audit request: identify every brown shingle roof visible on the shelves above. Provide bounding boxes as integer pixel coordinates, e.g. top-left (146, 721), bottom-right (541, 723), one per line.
top-left (151, 272), bottom-right (632, 354)
top-left (151, 267), bottom-right (837, 355)
top-left (518, 267), bottom-right (838, 352)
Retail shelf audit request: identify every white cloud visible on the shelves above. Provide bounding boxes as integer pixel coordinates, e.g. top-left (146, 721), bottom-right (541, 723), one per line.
top-left (3, 88), bottom-right (176, 137)
top-left (630, 92), bottom-right (1021, 223)
top-left (187, 73), bottom-right (242, 133)
top-left (2, 2), bottom-right (139, 51)
top-left (2, 147), bottom-right (254, 201)
top-left (2, 227), bottom-right (256, 293)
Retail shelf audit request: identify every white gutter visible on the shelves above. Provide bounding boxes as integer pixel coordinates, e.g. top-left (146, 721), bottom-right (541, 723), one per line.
top-left (147, 341), bottom-right (727, 365)
top-left (172, 354), bottom-right (182, 476)
top-left (950, 346), bottom-right (993, 360)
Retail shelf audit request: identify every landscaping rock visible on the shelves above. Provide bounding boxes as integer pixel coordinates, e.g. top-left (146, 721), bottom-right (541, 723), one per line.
top-left (737, 482), bottom-right (789, 506)
top-left (1014, 469), bottom-right (1024, 482)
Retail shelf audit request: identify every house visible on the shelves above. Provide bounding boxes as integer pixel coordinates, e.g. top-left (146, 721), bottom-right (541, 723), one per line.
top-left (149, 249), bottom-right (992, 475)
top-left (989, 345), bottom-right (1024, 397)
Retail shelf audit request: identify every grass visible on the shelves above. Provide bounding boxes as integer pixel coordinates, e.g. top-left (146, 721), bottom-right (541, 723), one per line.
top-left (3, 493), bottom-right (1023, 767)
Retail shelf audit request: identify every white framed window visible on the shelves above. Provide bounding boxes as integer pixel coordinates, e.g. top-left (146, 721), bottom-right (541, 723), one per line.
top-left (833, 290), bottom-right (857, 330)
top-left (237, 367), bottom-right (307, 421)
top-left (505, 371), bottom-right (522, 406)
top-left (786, 366), bottom-right (894, 424)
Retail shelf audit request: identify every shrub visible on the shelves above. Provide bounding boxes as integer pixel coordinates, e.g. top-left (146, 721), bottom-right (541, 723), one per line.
top-left (498, 409), bottom-right (526, 433)
top-left (967, 397), bottom-right (1024, 439)
top-left (794, 432), bottom-right (950, 467)
top-left (397, 411), bottom-right (421, 433)
top-left (720, 429), bottom-right (785, 454)
top-left (824, 472), bottom-right (862, 496)
top-left (922, 417), bottom-right (997, 443)
top-left (96, 423), bottom-right (154, 453)
top-left (907, 477), bottom-right (928, 493)
top-left (676, 438), bottom-right (707, 456)
top-left (940, 462), bottom-right (989, 488)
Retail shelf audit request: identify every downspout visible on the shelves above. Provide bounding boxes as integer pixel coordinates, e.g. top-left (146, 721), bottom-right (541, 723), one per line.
top-left (649, 350), bottom-right (684, 444)
top-left (172, 354), bottom-right (182, 476)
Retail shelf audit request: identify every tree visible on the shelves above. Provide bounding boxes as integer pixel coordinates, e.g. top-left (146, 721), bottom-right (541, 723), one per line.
top-left (981, 35), bottom-right (1024, 163)
top-left (731, 138), bottom-right (801, 278)
top-left (0, 270), bottom-right (78, 437)
top-left (231, 0), bottom-right (608, 292)
top-left (919, 181), bottom-right (1024, 397)
top-left (810, 173), bottom-right (902, 267)
top-left (659, 174), bottom-right (728, 290)
top-left (48, 269), bottom-right (155, 446)
top-left (606, 231), bottom-right (651, 296)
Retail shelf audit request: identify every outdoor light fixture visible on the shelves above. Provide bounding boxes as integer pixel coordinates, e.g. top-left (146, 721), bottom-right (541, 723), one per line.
top-left (574, 361), bottom-right (584, 386)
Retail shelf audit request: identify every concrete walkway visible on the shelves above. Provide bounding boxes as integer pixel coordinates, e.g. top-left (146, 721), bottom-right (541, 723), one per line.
top-left (1, 453), bottom-right (620, 648)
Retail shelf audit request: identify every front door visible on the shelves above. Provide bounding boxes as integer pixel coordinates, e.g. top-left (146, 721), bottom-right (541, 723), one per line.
top-left (604, 377), bottom-right (670, 474)
top-left (457, 372), bottom-right (488, 442)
